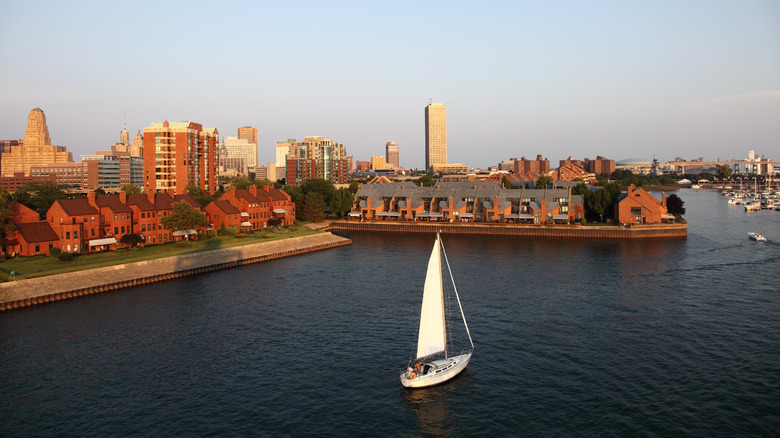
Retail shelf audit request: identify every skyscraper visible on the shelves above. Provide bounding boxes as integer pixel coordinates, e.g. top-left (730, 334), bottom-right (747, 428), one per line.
top-left (237, 126), bottom-right (257, 145)
top-left (425, 103), bottom-right (447, 171)
top-left (1, 107), bottom-right (73, 177)
top-left (386, 141), bottom-right (399, 168)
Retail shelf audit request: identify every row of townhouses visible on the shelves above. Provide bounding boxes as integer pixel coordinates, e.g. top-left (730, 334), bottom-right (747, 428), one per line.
top-left (351, 181), bottom-right (586, 224)
top-left (352, 181), bottom-right (672, 226)
top-left (3, 185), bottom-right (295, 257)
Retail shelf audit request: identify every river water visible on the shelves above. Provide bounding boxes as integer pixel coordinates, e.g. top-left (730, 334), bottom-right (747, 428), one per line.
top-left (1, 190), bottom-right (778, 437)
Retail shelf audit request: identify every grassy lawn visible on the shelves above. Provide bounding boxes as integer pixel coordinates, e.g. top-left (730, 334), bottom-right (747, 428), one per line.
top-left (0, 225), bottom-right (319, 281)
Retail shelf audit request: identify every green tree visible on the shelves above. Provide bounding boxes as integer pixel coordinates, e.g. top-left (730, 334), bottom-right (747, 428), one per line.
top-left (160, 201), bottom-right (207, 239)
top-left (415, 174), bottom-right (434, 187)
top-left (348, 181), bottom-right (361, 195)
top-left (283, 184), bottom-right (305, 220)
top-left (535, 175), bottom-right (553, 189)
top-left (302, 192), bottom-right (326, 222)
top-left (588, 189), bottom-right (610, 222)
top-left (121, 184), bottom-right (143, 194)
top-left (301, 178), bottom-right (336, 205)
top-left (119, 233), bottom-right (145, 248)
top-left (666, 193), bottom-right (686, 216)
top-left (329, 187), bottom-right (354, 219)
top-left (11, 181), bottom-right (67, 217)
top-left (0, 188), bottom-right (16, 235)
top-left (94, 188), bottom-right (106, 196)
top-left (186, 183), bottom-right (217, 207)
top-left (252, 178), bottom-right (275, 188)
top-left (228, 175), bottom-right (253, 189)
top-left (716, 165), bottom-right (733, 180)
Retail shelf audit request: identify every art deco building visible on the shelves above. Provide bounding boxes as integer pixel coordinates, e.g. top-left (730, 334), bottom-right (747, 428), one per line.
top-left (1, 107), bottom-right (73, 177)
top-left (142, 121), bottom-right (219, 194)
top-left (425, 103), bottom-right (447, 171)
top-left (386, 141), bottom-right (399, 168)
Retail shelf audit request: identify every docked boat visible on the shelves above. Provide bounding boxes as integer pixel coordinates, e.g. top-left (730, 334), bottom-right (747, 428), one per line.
top-left (400, 233), bottom-right (474, 389)
top-left (744, 200), bottom-right (761, 211)
top-left (748, 232), bottom-right (766, 242)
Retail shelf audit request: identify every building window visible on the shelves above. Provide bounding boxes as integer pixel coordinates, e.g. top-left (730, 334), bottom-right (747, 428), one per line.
top-left (631, 207), bottom-right (642, 215)
top-left (66, 232), bottom-right (70, 239)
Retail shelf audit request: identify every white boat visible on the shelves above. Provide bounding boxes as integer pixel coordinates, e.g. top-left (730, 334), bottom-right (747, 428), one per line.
top-left (400, 233), bottom-right (474, 389)
top-left (744, 201), bottom-right (761, 211)
top-left (748, 232), bottom-right (766, 242)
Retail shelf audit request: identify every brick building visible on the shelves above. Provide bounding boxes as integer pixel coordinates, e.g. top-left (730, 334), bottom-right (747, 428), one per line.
top-left (615, 184), bottom-right (673, 225)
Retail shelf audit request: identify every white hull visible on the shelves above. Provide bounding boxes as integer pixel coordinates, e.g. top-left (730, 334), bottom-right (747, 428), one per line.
top-left (400, 351), bottom-right (472, 388)
top-left (748, 232), bottom-right (766, 242)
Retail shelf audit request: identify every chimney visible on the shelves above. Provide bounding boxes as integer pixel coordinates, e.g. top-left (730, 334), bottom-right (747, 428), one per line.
top-left (249, 186), bottom-right (258, 197)
top-left (147, 190), bottom-right (155, 204)
top-left (87, 192), bottom-right (96, 207)
top-left (120, 191), bottom-right (127, 203)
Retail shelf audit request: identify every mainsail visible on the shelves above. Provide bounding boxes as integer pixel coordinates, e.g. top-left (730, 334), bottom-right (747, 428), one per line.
top-left (415, 236), bottom-right (446, 359)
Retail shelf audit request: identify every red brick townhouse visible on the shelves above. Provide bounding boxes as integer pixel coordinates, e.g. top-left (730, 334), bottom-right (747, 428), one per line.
top-left (219, 186), bottom-right (268, 230)
top-left (90, 192), bottom-right (133, 250)
top-left (152, 191), bottom-right (203, 243)
top-left (262, 185), bottom-right (295, 226)
top-left (615, 184), bottom-right (673, 225)
top-left (46, 198), bottom-right (101, 253)
top-left (126, 192), bottom-right (162, 245)
top-left (2, 201), bottom-right (58, 256)
top-left (205, 200), bottom-right (242, 232)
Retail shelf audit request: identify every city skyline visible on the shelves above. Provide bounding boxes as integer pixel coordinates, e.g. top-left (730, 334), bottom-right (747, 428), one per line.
top-left (1, 1), bottom-right (778, 169)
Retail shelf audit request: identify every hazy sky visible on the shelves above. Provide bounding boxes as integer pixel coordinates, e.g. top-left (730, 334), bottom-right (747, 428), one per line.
top-left (1, 0), bottom-right (778, 170)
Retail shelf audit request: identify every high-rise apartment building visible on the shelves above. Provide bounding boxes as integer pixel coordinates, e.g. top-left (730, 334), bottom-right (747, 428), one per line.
top-left (142, 121), bottom-right (219, 194)
top-left (425, 103), bottom-right (447, 171)
top-left (1, 107), bottom-right (73, 177)
top-left (284, 136), bottom-right (350, 184)
top-left (82, 150), bottom-right (144, 190)
top-left (386, 141), bottom-right (399, 168)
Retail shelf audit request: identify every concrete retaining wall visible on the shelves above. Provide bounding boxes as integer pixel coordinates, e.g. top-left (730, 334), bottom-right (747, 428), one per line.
top-left (327, 221), bottom-right (688, 239)
top-left (0, 233), bottom-right (351, 311)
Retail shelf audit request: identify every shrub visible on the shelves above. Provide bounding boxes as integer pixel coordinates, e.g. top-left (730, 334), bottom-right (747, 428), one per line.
top-left (49, 248), bottom-right (62, 256)
top-left (223, 226), bottom-right (239, 236)
top-left (234, 233), bottom-right (247, 238)
top-left (58, 252), bottom-right (75, 262)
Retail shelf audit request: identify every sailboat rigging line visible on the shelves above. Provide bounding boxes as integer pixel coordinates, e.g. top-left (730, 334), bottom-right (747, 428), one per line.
top-left (439, 235), bottom-right (475, 350)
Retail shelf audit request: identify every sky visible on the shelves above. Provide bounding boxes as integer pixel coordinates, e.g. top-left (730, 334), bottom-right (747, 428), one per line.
top-left (1, 0), bottom-right (778, 170)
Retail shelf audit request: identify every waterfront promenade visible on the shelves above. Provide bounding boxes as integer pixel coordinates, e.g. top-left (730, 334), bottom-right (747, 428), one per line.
top-left (0, 232), bottom-right (350, 311)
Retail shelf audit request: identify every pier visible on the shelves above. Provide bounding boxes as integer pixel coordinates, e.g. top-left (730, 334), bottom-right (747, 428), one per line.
top-left (0, 232), bottom-right (351, 311)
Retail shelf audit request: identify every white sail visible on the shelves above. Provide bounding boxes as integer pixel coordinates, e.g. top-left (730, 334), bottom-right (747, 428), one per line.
top-left (415, 236), bottom-right (446, 359)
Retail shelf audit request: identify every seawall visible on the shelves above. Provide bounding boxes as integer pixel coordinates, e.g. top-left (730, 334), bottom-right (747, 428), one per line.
top-left (327, 221), bottom-right (687, 239)
top-left (0, 232), bottom-right (351, 312)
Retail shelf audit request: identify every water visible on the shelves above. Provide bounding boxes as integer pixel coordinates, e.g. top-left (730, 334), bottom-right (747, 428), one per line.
top-left (1, 190), bottom-right (778, 436)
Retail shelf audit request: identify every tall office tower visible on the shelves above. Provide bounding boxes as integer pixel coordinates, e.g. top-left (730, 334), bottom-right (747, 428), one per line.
top-left (223, 136), bottom-right (257, 171)
top-left (142, 121), bottom-right (220, 194)
top-left (1, 107), bottom-right (73, 177)
top-left (237, 126), bottom-right (257, 145)
top-left (386, 141), bottom-right (399, 168)
top-left (425, 103), bottom-right (447, 171)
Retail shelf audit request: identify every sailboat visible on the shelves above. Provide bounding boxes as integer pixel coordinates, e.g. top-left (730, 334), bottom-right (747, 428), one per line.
top-left (400, 233), bottom-right (474, 389)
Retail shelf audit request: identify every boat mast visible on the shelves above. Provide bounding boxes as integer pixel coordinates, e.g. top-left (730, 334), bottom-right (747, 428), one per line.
top-left (439, 233), bottom-right (475, 350)
top-left (438, 233), bottom-right (447, 359)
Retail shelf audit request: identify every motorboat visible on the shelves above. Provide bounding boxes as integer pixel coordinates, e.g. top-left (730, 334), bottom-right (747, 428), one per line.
top-left (748, 232), bottom-right (766, 242)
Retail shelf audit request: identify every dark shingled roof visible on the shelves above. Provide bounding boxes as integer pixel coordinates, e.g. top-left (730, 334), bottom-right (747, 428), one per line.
top-left (53, 198), bottom-right (99, 216)
top-left (16, 221), bottom-right (59, 243)
top-left (126, 194), bottom-right (157, 211)
top-left (211, 200), bottom-right (240, 214)
top-left (95, 194), bottom-right (132, 213)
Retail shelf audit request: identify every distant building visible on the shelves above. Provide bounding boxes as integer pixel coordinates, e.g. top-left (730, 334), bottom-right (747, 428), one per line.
top-left (81, 150), bottom-right (144, 190)
top-left (371, 155), bottom-right (391, 170)
top-left (386, 141), bottom-right (399, 168)
top-left (1, 107), bottom-right (73, 177)
top-left (425, 103), bottom-right (447, 171)
top-left (223, 134), bottom-right (257, 171)
top-left (615, 184), bottom-right (673, 225)
top-left (142, 121), bottom-right (220, 194)
top-left (30, 162), bottom-right (85, 189)
top-left (0, 172), bottom-right (57, 192)
top-left (283, 136), bottom-right (350, 185)
top-left (237, 126), bottom-right (258, 146)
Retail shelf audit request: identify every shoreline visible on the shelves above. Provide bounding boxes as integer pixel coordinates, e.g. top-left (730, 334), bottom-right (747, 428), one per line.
top-left (0, 232), bottom-right (351, 312)
top-left (326, 221), bottom-right (687, 239)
